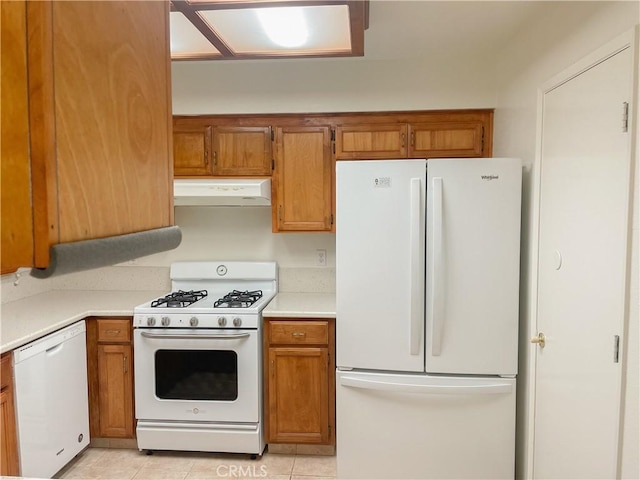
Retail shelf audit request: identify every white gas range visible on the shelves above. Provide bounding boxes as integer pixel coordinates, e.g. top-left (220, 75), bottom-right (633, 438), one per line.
top-left (133, 261), bottom-right (277, 456)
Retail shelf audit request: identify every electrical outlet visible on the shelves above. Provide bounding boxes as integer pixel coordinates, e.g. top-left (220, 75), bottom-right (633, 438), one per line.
top-left (316, 249), bottom-right (327, 267)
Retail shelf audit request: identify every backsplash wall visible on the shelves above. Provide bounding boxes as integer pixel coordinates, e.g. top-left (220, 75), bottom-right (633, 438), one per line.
top-left (135, 206), bottom-right (336, 268)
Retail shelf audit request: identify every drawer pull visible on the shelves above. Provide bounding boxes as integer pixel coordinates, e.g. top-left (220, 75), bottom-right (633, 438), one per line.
top-left (292, 332), bottom-right (306, 338)
top-left (106, 330), bottom-right (121, 336)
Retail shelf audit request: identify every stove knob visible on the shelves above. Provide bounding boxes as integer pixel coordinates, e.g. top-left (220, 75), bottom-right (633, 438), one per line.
top-left (146, 316), bottom-right (156, 327)
top-left (233, 317), bottom-right (242, 327)
top-left (190, 317), bottom-right (199, 327)
top-left (218, 317), bottom-right (227, 327)
top-left (161, 316), bottom-right (170, 326)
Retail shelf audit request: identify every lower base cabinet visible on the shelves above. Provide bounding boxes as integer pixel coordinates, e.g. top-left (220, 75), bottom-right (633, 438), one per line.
top-left (264, 318), bottom-right (335, 445)
top-left (0, 352), bottom-right (19, 476)
top-left (87, 318), bottom-right (135, 439)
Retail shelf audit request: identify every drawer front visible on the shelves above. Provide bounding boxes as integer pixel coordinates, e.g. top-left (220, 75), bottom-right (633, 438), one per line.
top-left (269, 321), bottom-right (328, 345)
top-left (97, 319), bottom-right (131, 343)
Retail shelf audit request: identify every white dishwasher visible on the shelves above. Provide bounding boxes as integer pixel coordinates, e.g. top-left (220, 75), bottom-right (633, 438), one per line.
top-left (13, 320), bottom-right (90, 478)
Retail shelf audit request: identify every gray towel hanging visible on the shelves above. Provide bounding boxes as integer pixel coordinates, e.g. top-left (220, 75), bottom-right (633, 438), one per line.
top-left (30, 226), bottom-right (182, 279)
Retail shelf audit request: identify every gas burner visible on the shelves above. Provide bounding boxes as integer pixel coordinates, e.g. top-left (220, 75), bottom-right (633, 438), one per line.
top-left (214, 290), bottom-right (263, 308)
top-left (151, 290), bottom-right (208, 308)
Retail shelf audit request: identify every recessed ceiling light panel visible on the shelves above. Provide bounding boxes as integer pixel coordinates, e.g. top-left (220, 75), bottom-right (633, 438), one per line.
top-left (199, 5), bottom-right (351, 55)
top-left (170, 11), bottom-right (221, 57)
top-left (257, 7), bottom-right (308, 48)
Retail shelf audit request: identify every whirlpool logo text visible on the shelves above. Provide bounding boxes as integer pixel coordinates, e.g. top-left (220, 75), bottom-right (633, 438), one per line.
top-left (481, 175), bottom-right (499, 181)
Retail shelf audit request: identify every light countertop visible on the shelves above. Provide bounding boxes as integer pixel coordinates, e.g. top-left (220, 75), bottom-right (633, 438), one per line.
top-left (1, 290), bottom-right (336, 354)
top-left (263, 292), bottom-right (336, 319)
top-left (0, 290), bottom-right (163, 354)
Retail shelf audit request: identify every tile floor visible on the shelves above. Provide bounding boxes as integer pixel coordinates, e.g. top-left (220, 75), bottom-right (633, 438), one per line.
top-left (55, 447), bottom-right (336, 480)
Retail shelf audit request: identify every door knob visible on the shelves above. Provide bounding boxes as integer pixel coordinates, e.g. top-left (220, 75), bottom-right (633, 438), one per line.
top-left (531, 332), bottom-right (546, 348)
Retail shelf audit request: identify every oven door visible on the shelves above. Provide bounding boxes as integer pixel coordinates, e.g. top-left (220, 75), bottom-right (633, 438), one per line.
top-left (134, 328), bottom-right (260, 423)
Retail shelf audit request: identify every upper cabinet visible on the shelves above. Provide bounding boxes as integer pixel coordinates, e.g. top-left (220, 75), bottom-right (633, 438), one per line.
top-left (173, 125), bottom-right (213, 176)
top-left (1, 0), bottom-right (33, 274)
top-left (335, 124), bottom-right (408, 159)
top-left (173, 121), bottom-right (272, 177)
top-left (213, 127), bottom-right (272, 176)
top-left (272, 126), bottom-right (333, 232)
top-left (171, 110), bottom-right (493, 233)
top-left (1, 1), bottom-right (174, 274)
top-left (334, 111), bottom-right (492, 160)
top-left (408, 121), bottom-right (485, 158)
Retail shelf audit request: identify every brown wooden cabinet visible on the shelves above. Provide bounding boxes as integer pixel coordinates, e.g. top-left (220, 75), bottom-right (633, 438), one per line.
top-left (1, 0), bottom-right (34, 274)
top-left (264, 318), bottom-right (335, 445)
top-left (172, 110), bottom-right (493, 233)
top-left (173, 123), bottom-right (272, 177)
top-left (87, 318), bottom-right (135, 439)
top-left (0, 353), bottom-right (19, 476)
top-left (174, 125), bottom-right (213, 176)
top-left (272, 126), bottom-right (334, 232)
top-left (334, 111), bottom-right (492, 160)
top-left (335, 124), bottom-right (408, 159)
top-left (213, 126), bottom-right (272, 176)
top-left (408, 121), bottom-right (485, 158)
top-left (1, 1), bottom-right (174, 274)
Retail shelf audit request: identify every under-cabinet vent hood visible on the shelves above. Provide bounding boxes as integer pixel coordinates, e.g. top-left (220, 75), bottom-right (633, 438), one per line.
top-left (174, 179), bottom-right (271, 206)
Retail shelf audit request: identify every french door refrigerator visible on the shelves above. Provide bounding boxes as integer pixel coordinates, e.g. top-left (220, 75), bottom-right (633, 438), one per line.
top-left (336, 158), bottom-right (522, 479)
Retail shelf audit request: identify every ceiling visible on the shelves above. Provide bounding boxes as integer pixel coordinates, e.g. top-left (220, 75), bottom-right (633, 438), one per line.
top-left (170, 1), bottom-right (369, 60)
top-left (169, 1), bottom-right (552, 63)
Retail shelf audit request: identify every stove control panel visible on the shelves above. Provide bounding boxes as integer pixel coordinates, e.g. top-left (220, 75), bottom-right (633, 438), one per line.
top-left (133, 313), bottom-right (260, 329)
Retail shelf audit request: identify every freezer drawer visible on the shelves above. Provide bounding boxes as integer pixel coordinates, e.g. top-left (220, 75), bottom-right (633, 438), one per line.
top-left (336, 370), bottom-right (516, 479)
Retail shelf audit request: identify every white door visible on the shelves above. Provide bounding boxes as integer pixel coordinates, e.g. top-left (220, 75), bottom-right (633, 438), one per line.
top-left (426, 158), bottom-right (522, 376)
top-left (336, 160), bottom-right (426, 372)
top-left (533, 46), bottom-right (632, 478)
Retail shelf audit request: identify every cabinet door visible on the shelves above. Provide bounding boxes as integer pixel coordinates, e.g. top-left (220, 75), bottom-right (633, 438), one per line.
top-left (335, 124), bottom-right (408, 159)
top-left (174, 125), bottom-right (213, 176)
top-left (409, 122), bottom-right (484, 158)
top-left (28, 1), bottom-right (174, 257)
top-left (273, 126), bottom-right (333, 232)
top-left (97, 344), bottom-right (134, 438)
top-left (1, 0), bottom-right (33, 274)
top-left (0, 354), bottom-right (19, 476)
top-left (268, 347), bottom-right (329, 444)
top-left (213, 126), bottom-right (272, 176)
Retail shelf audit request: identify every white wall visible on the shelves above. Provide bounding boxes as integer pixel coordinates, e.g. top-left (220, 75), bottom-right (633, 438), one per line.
top-left (135, 206), bottom-right (336, 268)
top-left (171, 53), bottom-right (496, 115)
top-left (492, 2), bottom-right (639, 478)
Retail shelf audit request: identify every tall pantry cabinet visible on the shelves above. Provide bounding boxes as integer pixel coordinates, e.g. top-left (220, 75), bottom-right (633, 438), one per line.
top-left (0, 0), bottom-right (174, 274)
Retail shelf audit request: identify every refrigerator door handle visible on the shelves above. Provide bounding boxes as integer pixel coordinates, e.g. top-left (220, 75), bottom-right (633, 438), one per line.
top-left (431, 176), bottom-right (445, 356)
top-left (339, 375), bottom-right (513, 395)
top-left (409, 177), bottom-right (423, 356)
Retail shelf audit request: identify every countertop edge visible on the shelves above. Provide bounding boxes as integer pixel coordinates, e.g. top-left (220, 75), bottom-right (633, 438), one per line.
top-left (1, 307), bottom-right (134, 355)
top-left (262, 292), bottom-right (336, 319)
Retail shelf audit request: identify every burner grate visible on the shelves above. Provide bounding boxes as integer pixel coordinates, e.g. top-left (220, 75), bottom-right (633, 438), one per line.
top-left (151, 290), bottom-right (208, 308)
top-left (214, 290), bottom-right (263, 308)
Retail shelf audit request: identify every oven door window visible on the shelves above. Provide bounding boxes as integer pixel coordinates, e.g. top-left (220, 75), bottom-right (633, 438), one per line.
top-left (155, 350), bottom-right (238, 401)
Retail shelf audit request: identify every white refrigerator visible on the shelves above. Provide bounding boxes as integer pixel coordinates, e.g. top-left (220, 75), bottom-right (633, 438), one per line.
top-left (336, 158), bottom-right (522, 479)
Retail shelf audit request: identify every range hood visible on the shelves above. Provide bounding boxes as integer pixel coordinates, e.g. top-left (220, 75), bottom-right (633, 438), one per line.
top-left (173, 178), bottom-right (271, 206)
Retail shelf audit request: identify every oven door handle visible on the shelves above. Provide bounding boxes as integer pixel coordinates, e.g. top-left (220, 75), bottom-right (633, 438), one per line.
top-left (140, 332), bottom-right (251, 340)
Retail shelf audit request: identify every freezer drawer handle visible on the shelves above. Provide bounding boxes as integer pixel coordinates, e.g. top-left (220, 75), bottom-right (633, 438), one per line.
top-left (340, 375), bottom-right (513, 395)
top-left (140, 332), bottom-right (251, 340)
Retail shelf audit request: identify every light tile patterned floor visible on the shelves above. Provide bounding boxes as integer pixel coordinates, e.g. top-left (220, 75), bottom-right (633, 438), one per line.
top-left (55, 447), bottom-right (336, 480)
